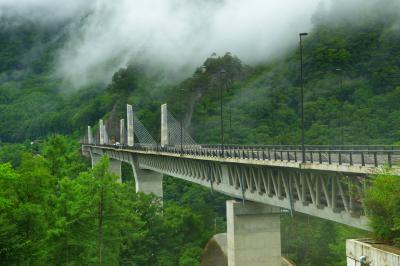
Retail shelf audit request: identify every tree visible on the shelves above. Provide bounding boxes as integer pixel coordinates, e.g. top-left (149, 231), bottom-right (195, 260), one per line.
top-left (364, 171), bottom-right (400, 246)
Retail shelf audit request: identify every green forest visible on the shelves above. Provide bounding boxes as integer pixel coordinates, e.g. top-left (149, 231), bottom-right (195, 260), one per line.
top-left (1, 0), bottom-right (400, 265)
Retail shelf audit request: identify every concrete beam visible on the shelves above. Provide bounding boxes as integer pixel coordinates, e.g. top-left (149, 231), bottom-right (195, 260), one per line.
top-left (127, 104), bottom-right (134, 146)
top-left (226, 200), bottom-right (281, 266)
top-left (161, 103), bottom-right (168, 147)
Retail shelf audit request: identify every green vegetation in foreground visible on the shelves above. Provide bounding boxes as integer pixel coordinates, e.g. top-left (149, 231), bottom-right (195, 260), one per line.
top-left (364, 171), bottom-right (400, 247)
top-left (0, 136), bottom-right (227, 266)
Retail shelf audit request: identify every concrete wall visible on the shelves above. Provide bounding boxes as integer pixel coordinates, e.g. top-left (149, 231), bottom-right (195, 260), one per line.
top-left (347, 239), bottom-right (400, 266)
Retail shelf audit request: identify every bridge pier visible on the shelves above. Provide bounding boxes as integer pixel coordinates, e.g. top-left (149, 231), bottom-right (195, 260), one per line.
top-left (131, 157), bottom-right (163, 198)
top-left (90, 152), bottom-right (122, 182)
top-left (226, 200), bottom-right (281, 266)
top-left (109, 158), bottom-right (122, 183)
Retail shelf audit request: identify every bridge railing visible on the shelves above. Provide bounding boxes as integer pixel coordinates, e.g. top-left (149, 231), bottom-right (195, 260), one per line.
top-left (87, 142), bottom-right (400, 168)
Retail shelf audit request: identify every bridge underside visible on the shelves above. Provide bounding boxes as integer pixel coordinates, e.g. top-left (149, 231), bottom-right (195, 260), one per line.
top-left (84, 145), bottom-right (370, 230)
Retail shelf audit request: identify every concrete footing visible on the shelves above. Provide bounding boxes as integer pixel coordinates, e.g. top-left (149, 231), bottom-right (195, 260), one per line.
top-left (226, 200), bottom-right (281, 266)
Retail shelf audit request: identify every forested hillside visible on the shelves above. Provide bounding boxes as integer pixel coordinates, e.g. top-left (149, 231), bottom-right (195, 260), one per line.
top-left (0, 1), bottom-right (399, 265)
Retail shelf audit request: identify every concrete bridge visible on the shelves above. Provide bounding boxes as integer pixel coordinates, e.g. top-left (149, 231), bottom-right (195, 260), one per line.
top-left (81, 104), bottom-right (400, 266)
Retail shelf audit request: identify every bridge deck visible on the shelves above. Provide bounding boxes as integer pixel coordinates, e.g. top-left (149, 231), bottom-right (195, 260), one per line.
top-left (85, 144), bottom-right (400, 175)
top-left (82, 144), bottom-right (400, 230)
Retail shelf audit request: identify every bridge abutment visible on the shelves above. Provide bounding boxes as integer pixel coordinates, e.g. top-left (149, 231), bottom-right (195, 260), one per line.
top-left (226, 200), bottom-right (281, 266)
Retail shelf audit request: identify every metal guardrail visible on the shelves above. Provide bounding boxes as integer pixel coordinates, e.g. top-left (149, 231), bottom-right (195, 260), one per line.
top-left (82, 142), bottom-right (400, 168)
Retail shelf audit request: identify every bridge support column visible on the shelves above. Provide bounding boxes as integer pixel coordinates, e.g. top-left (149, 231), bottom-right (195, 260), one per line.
top-left (131, 157), bottom-right (163, 198)
top-left (109, 158), bottom-right (122, 183)
top-left (91, 153), bottom-right (102, 168)
top-left (226, 200), bottom-right (281, 266)
top-left (90, 153), bottom-right (122, 182)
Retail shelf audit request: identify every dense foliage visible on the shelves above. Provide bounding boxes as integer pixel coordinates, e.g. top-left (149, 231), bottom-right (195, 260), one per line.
top-left (364, 171), bottom-right (400, 247)
top-left (0, 136), bottom-right (226, 265)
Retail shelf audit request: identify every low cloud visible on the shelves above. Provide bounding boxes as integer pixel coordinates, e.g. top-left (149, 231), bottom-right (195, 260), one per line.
top-left (2, 0), bottom-right (329, 87)
top-left (57, 0), bottom-right (322, 87)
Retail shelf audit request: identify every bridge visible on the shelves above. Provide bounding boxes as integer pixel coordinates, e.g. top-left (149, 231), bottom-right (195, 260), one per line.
top-left (81, 104), bottom-right (400, 266)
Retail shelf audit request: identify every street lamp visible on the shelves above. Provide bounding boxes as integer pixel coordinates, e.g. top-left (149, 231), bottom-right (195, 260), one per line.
top-left (335, 68), bottom-right (344, 146)
top-left (180, 88), bottom-right (185, 154)
top-left (220, 69), bottom-right (226, 157)
top-left (299, 32), bottom-right (308, 163)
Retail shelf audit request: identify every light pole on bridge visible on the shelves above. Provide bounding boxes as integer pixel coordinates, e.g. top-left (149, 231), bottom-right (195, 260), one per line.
top-left (336, 68), bottom-right (344, 146)
top-left (180, 88), bottom-right (185, 154)
top-left (299, 32), bottom-right (308, 163)
top-left (220, 69), bottom-right (227, 157)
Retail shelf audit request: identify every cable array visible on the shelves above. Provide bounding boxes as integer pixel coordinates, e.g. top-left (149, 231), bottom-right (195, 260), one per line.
top-left (167, 111), bottom-right (196, 145)
top-left (133, 114), bottom-right (156, 144)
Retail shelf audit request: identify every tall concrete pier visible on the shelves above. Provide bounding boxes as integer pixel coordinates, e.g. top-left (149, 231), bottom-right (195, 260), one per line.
top-left (226, 201), bottom-right (281, 266)
top-left (109, 158), bottom-right (122, 183)
top-left (131, 156), bottom-right (163, 197)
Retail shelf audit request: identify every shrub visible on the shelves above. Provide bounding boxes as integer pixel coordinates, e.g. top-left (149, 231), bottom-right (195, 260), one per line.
top-left (364, 172), bottom-right (400, 246)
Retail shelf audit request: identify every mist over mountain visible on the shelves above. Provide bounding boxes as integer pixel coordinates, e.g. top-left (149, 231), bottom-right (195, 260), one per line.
top-left (2, 0), bottom-right (321, 87)
top-left (3, 0), bottom-right (400, 88)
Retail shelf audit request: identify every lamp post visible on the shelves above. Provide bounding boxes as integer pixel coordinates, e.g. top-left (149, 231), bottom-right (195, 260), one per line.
top-left (220, 69), bottom-right (226, 157)
top-left (299, 32), bottom-right (308, 163)
top-left (336, 68), bottom-right (344, 146)
top-left (180, 88), bottom-right (185, 154)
